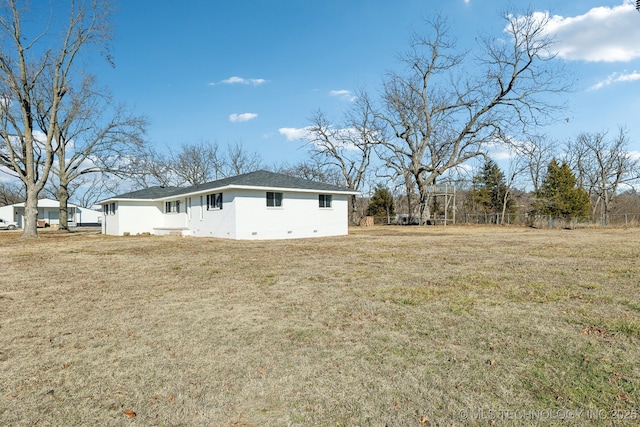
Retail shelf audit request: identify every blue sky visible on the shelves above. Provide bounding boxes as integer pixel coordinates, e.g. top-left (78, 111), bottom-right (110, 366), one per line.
top-left (90, 0), bottom-right (640, 167)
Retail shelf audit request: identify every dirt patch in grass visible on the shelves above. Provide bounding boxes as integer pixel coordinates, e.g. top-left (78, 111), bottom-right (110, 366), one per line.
top-left (1, 226), bottom-right (639, 426)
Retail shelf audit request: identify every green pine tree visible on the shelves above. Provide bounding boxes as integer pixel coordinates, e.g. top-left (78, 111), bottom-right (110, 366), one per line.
top-left (467, 160), bottom-right (516, 214)
top-left (366, 185), bottom-right (395, 218)
top-left (533, 159), bottom-right (590, 219)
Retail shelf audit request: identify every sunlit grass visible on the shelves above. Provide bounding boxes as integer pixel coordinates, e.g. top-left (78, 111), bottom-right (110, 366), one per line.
top-left (0, 226), bottom-right (639, 426)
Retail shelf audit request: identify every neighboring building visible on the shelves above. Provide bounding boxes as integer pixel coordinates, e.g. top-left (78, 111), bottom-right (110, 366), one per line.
top-left (0, 198), bottom-right (102, 228)
top-left (99, 170), bottom-right (358, 240)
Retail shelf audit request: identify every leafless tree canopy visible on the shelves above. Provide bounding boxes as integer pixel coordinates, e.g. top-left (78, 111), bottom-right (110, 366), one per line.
top-left (373, 12), bottom-right (569, 223)
top-left (0, 0), bottom-right (112, 236)
top-left (564, 127), bottom-right (640, 217)
top-left (305, 91), bottom-right (384, 223)
top-left (34, 73), bottom-right (148, 229)
top-left (126, 141), bottom-right (263, 189)
top-left (0, 180), bottom-right (23, 205)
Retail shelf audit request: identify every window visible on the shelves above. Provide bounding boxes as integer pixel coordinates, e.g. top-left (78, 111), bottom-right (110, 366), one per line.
top-left (266, 192), bottom-right (283, 207)
top-left (319, 194), bottom-right (332, 208)
top-left (207, 193), bottom-right (223, 210)
top-left (104, 202), bottom-right (117, 215)
top-left (165, 200), bottom-right (180, 214)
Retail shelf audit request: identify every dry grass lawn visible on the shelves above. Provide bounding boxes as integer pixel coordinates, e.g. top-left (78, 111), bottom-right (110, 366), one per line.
top-left (0, 225), bottom-right (639, 426)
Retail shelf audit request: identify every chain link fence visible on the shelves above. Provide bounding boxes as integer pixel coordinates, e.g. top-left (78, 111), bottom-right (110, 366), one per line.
top-left (368, 213), bottom-right (640, 228)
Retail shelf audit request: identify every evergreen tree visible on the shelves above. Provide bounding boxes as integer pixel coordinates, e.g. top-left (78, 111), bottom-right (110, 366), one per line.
top-left (533, 159), bottom-right (591, 219)
top-left (468, 160), bottom-right (516, 214)
top-left (366, 185), bottom-right (395, 218)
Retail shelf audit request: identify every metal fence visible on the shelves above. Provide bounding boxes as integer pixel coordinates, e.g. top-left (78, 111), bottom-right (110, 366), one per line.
top-left (369, 213), bottom-right (640, 228)
top-left (458, 213), bottom-right (640, 228)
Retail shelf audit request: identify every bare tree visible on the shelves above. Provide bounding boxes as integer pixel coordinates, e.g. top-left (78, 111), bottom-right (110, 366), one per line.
top-left (374, 12), bottom-right (568, 224)
top-left (513, 134), bottom-right (557, 193)
top-left (305, 92), bottom-right (382, 224)
top-left (0, 180), bottom-right (23, 205)
top-left (34, 74), bottom-right (147, 230)
top-left (123, 144), bottom-right (175, 189)
top-left (564, 127), bottom-right (640, 219)
top-left (0, 0), bottom-right (111, 237)
top-left (123, 140), bottom-right (263, 191)
top-left (225, 141), bottom-right (262, 177)
top-left (374, 144), bottom-right (418, 221)
top-left (273, 158), bottom-right (344, 185)
top-left (499, 147), bottom-right (528, 224)
top-left (72, 173), bottom-right (121, 208)
top-left (169, 140), bottom-right (225, 186)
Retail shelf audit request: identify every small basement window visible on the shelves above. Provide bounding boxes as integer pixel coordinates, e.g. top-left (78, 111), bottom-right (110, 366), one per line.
top-left (266, 192), bottom-right (283, 207)
top-left (319, 194), bottom-right (332, 208)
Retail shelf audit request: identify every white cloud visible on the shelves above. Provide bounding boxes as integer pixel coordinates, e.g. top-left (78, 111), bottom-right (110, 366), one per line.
top-left (329, 89), bottom-right (356, 102)
top-left (278, 125), bottom-right (367, 150)
top-left (213, 76), bottom-right (267, 86)
top-left (229, 113), bottom-right (258, 123)
top-left (589, 70), bottom-right (640, 90)
top-left (0, 165), bottom-right (19, 181)
top-left (278, 127), bottom-right (311, 141)
top-left (536, 1), bottom-right (640, 62)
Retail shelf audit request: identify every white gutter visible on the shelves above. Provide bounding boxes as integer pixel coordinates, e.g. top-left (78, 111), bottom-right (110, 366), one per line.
top-left (100, 184), bottom-right (359, 204)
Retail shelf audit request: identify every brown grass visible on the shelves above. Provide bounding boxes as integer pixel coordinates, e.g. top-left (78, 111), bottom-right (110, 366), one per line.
top-left (1, 225), bottom-right (639, 426)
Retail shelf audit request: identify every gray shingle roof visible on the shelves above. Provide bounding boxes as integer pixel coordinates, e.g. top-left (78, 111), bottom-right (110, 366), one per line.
top-left (107, 170), bottom-right (357, 201)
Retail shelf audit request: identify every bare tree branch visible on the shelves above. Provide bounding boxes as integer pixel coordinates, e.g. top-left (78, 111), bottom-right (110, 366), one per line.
top-left (374, 12), bottom-right (569, 224)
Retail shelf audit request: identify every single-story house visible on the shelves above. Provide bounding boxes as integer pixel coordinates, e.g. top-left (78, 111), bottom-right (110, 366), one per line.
top-left (0, 197), bottom-right (102, 228)
top-left (99, 170), bottom-right (358, 240)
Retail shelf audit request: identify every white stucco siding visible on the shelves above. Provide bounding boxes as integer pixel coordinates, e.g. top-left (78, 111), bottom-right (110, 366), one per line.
top-left (0, 205), bottom-right (13, 223)
top-left (234, 190), bottom-right (349, 240)
top-left (162, 211), bottom-right (187, 228)
top-left (76, 207), bottom-right (102, 225)
top-left (105, 201), bottom-right (163, 235)
top-left (187, 193), bottom-right (237, 238)
top-left (102, 204), bottom-right (119, 235)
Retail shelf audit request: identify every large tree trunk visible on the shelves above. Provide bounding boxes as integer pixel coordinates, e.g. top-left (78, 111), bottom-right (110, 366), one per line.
top-left (58, 183), bottom-right (70, 231)
top-left (350, 194), bottom-right (359, 225)
top-left (22, 187), bottom-right (39, 238)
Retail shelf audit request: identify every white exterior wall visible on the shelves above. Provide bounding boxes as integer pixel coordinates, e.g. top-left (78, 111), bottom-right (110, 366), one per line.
top-left (0, 205), bottom-right (13, 223)
top-left (102, 204), bottom-right (119, 235)
top-left (161, 201), bottom-right (188, 229)
top-left (76, 207), bottom-right (102, 225)
top-left (234, 190), bottom-right (349, 240)
top-left (103, 201), bottom-right (164, 235)
top-left (0, 199), bottom-right (101, 228)
top-left (186, 193), bottom-right (237, 238)
top-left (101, 189), bottom-right (351, 240)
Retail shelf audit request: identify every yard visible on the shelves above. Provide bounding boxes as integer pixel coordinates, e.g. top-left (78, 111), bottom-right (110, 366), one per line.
top-left (0, 226), bottom-right (639, 426)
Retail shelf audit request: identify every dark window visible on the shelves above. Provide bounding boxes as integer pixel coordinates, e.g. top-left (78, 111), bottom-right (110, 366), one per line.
top-left (266, 192), bottom-right (283, 207)
top-left (165, 200), bottom-right (180, 213)
top-left (319, 194), bottom-right (332, 208)
top-left (103, 203), bottom-right (111, 215)
top-left (207, 193), bottom-right (223, 210)
top-left (104, 202), bottom-right (116, 215)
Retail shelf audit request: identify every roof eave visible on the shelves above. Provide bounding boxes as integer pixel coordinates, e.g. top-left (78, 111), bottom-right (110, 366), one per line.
top-left (102, 184), bottom-right (358, 203)
top-left (167, 184), bottom-right (358, 199)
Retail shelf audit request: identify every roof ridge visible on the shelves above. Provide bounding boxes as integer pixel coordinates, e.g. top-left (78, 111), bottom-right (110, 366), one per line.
top-left (103, 170), bottom-right (357, 202)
